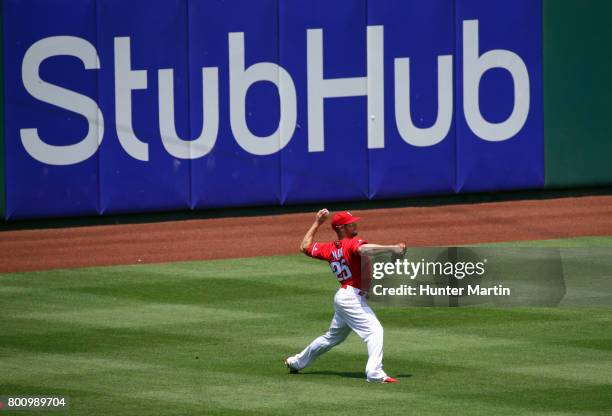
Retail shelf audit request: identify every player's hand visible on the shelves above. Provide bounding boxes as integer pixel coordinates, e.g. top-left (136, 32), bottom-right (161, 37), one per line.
top-left (316, 209), bottom-right (330, 224)
top-left (389, 243), bottom-right (406, 261)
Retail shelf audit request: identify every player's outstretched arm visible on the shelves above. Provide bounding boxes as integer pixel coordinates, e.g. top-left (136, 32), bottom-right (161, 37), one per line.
top-left (358, 243), bottom-right (406, 256)
top-left (299, 209), bottom-right (329, 254)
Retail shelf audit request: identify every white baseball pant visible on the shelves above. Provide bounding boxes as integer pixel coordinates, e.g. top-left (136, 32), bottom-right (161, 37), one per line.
top-left (289, 285), bottom-right (388, 382)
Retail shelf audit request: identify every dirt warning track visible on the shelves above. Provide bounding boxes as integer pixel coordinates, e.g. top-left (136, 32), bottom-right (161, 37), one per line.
top-left (1, 195), bottom-right (611, 273)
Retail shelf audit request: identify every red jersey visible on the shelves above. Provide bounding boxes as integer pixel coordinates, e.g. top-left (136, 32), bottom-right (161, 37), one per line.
top-left (306, 237), bottom-right (369, 291)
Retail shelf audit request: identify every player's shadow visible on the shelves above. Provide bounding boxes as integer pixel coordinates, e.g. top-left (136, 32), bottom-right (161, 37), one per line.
top-left (302, 371), bottom-right (412, 379)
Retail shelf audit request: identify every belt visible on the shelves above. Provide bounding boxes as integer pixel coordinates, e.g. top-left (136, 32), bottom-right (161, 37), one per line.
top-left (341, 284), bottom-right (367, 296)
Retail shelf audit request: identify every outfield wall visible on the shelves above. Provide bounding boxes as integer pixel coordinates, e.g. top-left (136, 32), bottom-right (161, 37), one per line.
top-left (0, 0), bottom-right (608, 220)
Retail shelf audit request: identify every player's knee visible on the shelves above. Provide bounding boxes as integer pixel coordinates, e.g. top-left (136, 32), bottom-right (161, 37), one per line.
top-left (365, 325), bottom-right (383, 343)
top-left (373, 324), bottom-right (383, 338)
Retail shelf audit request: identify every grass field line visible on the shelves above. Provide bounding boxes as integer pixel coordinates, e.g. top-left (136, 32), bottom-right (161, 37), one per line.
top-left (14, 302), bottom-right (279, 328)
top-left (497, 362), bottom-right (612, 385)
top-left (2, 350), bottom-right (166, 375)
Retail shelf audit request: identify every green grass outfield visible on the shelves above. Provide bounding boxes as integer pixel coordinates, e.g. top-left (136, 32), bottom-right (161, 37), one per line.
top-left (1, 236), bottom-right (611, 415)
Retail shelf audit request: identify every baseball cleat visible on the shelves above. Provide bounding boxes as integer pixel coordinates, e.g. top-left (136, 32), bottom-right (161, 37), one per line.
top-left (368, 376), bottom-right (399, 383)
top-left (382, 376), bottom-right (399, 383)
top-left (285, 357), bottom-right (299, 374)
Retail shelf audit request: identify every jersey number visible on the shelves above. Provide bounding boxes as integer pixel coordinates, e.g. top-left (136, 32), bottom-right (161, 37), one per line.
top-left (330, 259), bottom-right (352, 281)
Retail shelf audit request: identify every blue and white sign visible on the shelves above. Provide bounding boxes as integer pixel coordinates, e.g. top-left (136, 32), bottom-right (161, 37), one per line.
top-left (2, 0), bottom-right (543, 219)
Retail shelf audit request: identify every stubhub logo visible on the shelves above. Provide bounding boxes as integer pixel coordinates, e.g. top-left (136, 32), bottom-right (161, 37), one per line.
top-left (20, 20), bottom-right (530, 166)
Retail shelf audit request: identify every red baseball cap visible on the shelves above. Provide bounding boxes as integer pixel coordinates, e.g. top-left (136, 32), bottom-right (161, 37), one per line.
top-left (331, 211), bottom-right (361, 228)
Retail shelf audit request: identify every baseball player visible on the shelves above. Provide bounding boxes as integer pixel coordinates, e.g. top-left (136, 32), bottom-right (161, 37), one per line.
top-left (285, 209), bottom-right (405, 383)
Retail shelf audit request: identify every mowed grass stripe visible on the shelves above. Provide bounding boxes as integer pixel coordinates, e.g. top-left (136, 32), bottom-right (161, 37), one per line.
top-left (0, 236), bottom-right (610, 415)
